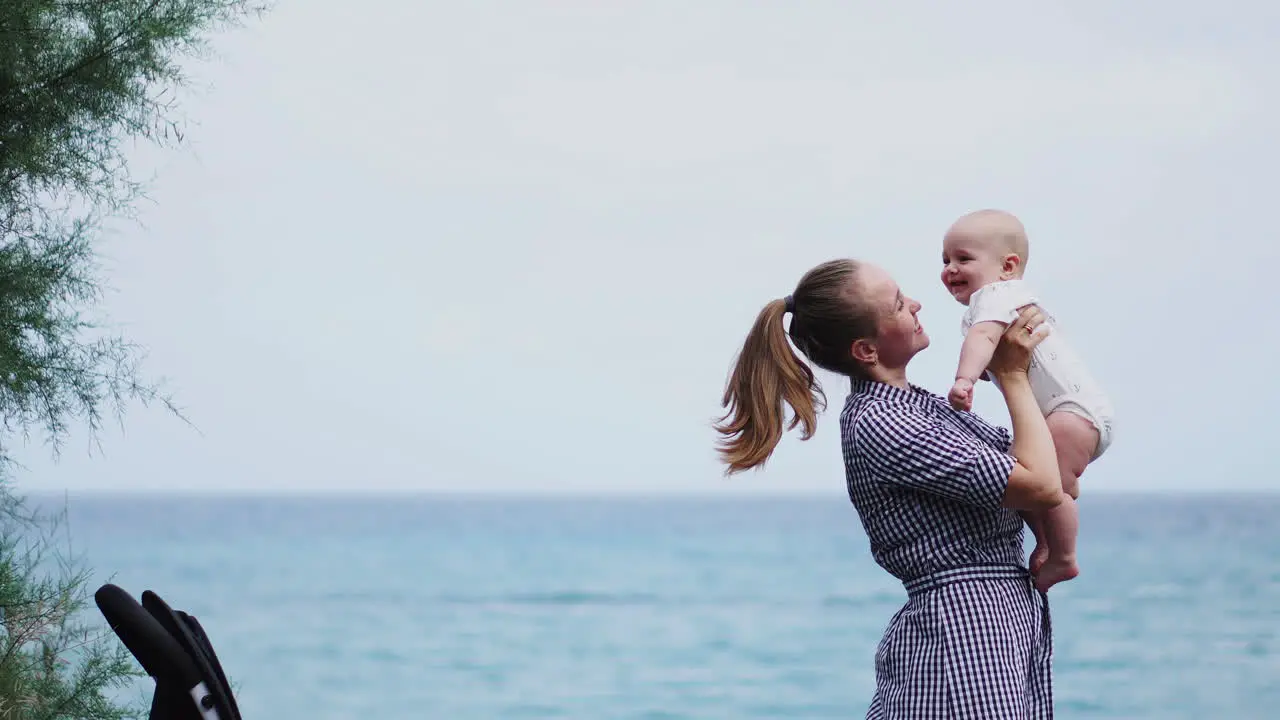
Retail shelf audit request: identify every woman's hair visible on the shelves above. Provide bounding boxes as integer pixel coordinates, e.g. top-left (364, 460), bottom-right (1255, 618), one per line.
top-left (714, 259), bottom-right (881, 474)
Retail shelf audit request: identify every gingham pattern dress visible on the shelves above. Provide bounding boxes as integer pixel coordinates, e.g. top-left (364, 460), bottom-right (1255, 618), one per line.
top-left (842, 378), bottom-right (1053, 719)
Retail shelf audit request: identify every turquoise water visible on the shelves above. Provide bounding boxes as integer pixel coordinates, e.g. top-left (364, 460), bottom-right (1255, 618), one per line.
top-left (45, 493), bottom-right (1280, 718)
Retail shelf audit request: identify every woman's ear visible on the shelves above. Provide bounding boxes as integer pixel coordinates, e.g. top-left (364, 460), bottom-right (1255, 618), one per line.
top-left (851, 338), bottom-right (877, 367)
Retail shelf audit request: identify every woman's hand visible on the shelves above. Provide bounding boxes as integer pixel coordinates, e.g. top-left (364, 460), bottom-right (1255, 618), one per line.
top-left (986, 305), bottom-right (1049, 381)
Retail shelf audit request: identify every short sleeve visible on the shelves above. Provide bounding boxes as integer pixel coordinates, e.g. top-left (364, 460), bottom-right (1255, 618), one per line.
top-left (966, 280), bottom-right (1039, 327)
top-left (852, 403), bottom-right (1015, 508)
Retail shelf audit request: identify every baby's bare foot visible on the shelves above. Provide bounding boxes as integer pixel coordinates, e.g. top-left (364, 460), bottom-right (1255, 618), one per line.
top-left (1029, 543), bottom-right (1049, 575)
top-left (1034, 555), bottom-right (1079, 593)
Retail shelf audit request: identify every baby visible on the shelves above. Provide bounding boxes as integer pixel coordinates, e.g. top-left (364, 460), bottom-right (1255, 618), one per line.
top-left (940, 209), bottom-right (1114, 593)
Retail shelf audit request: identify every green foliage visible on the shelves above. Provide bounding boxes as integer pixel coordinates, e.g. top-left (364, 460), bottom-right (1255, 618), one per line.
top-left (0, 489), bottom-right (144, 720)
top-left (0, 0), bottom-right (267, 459)
top-left (0, 1), bottom-right (267, 718)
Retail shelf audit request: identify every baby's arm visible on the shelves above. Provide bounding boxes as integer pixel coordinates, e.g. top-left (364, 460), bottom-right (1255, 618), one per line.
top-left (956, 321), bottom-right (1005, 384)
top-left (948, 321), bottom-right (1005, 410)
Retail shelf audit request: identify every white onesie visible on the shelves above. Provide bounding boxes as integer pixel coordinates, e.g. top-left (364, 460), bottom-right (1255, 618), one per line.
top-left (961, 279), bottom-right (1114, 460)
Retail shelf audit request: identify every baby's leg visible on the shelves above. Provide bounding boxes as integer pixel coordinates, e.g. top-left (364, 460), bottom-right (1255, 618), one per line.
top-left (1032, 411), bottom-right (1099, 593)
top-left (1022, 512), bottom-right (1050, 575)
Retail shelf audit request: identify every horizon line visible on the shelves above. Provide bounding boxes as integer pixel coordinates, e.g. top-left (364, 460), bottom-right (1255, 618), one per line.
top-left (10, 487), bottom-right (1280, 500)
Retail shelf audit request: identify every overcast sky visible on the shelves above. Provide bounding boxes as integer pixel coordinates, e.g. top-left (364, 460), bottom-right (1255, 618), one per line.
top-left (13, 0), bottom-right (1280, 496)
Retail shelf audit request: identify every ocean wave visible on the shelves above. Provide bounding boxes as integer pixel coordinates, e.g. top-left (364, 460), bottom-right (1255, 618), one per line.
top-left (437, 591), bottom-right (665, 606)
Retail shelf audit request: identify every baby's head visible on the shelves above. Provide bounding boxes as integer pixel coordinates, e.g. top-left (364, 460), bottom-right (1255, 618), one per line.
top-left (940, 208), bottom-right (1029, 306)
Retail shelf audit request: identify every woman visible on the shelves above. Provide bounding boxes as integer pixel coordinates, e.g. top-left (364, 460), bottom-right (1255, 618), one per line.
top-left (715, 259), bottom-right (1065, 719)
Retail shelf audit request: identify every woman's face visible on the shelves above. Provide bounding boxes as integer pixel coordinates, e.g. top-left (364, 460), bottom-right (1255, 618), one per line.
top-left (857, 263), bottom-right (928, 369)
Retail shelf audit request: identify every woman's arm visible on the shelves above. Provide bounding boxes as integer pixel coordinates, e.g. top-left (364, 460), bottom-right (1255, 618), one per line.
top-left (995, 373), bottom-right (1063, 511)
top-left (987, 308), bottom-right (1065, 512)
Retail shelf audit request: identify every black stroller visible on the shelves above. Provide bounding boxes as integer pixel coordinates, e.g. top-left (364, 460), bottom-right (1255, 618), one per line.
top-left (93, 583), bottom-right (241, 720)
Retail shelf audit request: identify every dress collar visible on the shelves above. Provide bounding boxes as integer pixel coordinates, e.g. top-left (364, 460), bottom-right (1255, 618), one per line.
top-left (849, 377), bottom-right (937, 410)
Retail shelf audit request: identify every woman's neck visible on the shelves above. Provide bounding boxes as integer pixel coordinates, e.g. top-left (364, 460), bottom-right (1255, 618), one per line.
top-left (864, 364), bottom-right (910, 389)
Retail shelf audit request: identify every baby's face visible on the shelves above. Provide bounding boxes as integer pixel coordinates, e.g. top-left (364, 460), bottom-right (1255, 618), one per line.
top-left (940, 232), bottom-right (1007, 306)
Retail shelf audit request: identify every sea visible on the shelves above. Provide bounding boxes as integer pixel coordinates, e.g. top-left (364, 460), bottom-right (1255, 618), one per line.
top-left (26, 492), bottom-right (1280, 719)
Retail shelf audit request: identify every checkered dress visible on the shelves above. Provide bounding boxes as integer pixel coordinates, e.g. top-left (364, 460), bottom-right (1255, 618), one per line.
top-left (842, 378), bottom-right (1053, 719)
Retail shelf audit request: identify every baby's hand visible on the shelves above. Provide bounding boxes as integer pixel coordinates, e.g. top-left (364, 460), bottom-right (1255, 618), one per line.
top-left (948, 378), bottom-right (974, 411)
